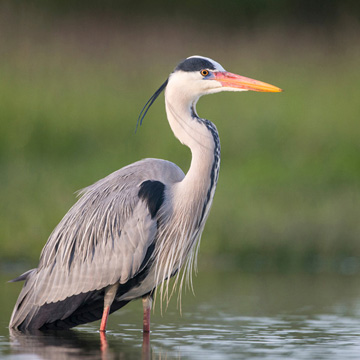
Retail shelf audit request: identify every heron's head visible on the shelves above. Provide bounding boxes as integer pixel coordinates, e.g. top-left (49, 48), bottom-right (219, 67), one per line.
top-left (137, 55), bottom-right (282, 130)
top-left (168, 55), bottom-right (282, 98)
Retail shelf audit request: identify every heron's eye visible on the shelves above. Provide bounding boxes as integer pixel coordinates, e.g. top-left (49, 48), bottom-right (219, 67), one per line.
top-left (200, 69), bottom-right (209, 77)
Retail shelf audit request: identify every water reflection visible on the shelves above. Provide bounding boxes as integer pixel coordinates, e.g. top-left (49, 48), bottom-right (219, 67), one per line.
top-left (3, 272), bottom-right (360, 359)
top-left (7, 310), bottom-right (360, 360)
top-left (9, 328), bottom-right (151, 360)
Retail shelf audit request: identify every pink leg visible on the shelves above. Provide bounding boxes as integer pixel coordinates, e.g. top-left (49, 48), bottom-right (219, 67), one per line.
top-left (100, 283), bottom-right (119, 332)
top-left (142, 296), bottom-right (152, 332)
top-left (143, 307), bottom-right (150, 332)
top-left (100, 305), bottom-right (110, 332)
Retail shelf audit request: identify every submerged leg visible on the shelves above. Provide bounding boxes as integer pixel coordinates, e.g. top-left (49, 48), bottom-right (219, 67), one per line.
top-left (142, 331), bottom-right (151, 360)
top-left (142, 295), bottom-right (153, 333)
top-left (100, 283), bottom-right (119, 332)
top-left (100, 330), bottom-right (108, 353)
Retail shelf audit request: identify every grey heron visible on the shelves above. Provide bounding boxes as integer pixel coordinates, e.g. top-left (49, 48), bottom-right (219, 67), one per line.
top-left (9, 55), bottom-right (282, 333)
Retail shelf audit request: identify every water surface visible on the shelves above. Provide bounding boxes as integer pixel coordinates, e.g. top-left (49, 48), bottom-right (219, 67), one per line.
top-left (1, 269), bottom-right (360, 359)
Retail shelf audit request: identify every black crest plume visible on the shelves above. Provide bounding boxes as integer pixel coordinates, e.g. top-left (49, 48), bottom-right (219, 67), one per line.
top-left (136, 79), bottom-right (168, 132)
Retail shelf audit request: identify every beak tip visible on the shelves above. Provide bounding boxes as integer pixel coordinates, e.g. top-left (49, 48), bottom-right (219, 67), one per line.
top-left (267, 86), bottom-right (283, 93)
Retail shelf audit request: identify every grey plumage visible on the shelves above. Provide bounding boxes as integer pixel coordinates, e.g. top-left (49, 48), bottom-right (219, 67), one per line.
top-left (9, 55), bottom-right (282, 332)
top-left (10, 159), bottom-right (184, 330)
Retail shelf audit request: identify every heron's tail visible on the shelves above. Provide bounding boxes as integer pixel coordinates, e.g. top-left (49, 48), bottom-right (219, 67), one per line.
top-left (9, 269), bottom-right (128, 331)
top-left (9, 269), bottom-right (37, 330)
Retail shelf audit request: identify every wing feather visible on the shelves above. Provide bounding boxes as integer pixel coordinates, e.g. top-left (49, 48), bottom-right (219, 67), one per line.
top-left (10, 158), bottom-right (185, 330)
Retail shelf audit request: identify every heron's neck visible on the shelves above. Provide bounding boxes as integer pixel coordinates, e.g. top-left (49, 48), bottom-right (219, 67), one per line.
top-left (165, 93), bottom-right (221, 198)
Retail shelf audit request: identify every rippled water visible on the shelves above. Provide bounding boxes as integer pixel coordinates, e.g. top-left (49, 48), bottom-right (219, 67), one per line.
top-left (1, 269), bottom-right (360, 359)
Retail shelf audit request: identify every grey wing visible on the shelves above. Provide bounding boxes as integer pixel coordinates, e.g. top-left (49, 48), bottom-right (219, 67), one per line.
top-left (9, 158), bottom-right (185, 330)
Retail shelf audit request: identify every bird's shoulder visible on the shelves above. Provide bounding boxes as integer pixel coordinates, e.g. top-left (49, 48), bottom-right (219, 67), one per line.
top-left (80, 158), bottom-right (185, 195)
top-left (70, 158), bottom-right (184, 218)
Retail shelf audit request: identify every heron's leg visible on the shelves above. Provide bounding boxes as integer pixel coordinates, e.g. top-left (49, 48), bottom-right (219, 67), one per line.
top-left (100, 330), bottom-right (108, 353)
top-left (142, 331), bottom-right (151, 360)
top-left (142, 295), bottom-right (153, 333)
top-left (100, 283), bottom-right (119, 332)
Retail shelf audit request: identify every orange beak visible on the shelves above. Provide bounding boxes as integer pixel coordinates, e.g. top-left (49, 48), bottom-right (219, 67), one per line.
top-left (213, 71), bottom-right (283, 92)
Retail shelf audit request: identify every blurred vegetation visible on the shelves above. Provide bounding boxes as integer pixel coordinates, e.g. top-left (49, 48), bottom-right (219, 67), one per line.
top-left (0, 3), bottom-right (360, 273)
top-left (4, 0), bottom-right (360, 28)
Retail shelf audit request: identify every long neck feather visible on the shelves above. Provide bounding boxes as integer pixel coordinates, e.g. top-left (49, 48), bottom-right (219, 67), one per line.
top-left (154, 85), bottom-right (221, 306)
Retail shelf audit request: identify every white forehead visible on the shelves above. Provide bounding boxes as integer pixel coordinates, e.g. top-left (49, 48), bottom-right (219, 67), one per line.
top-left (187, 55), bottom-right (226, 72)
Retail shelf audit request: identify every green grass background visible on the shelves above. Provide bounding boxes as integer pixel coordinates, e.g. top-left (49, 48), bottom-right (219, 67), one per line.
top-left (1, 11), bottom-right (360, 273)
